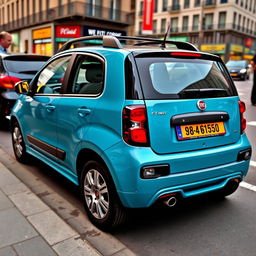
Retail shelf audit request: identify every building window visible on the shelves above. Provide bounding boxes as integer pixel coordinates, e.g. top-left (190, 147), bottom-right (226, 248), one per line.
top-left (238, 14), bottom-right (241, 30)
top-left (171, 0), bottom-right (180, 10)
top-left (249, 0), bottom-right (252, 11)
top-left (139, 21), bottom-right (142, 34)
top-left (194, 0), bottom-right (201, 6)
top-left (204, 13), bottom-right (214, 30)
top-left (190, 35), bottom-right (199, 44)
top-left (184, 0), bottom-right (190, 8)
top-left (154, 0), bottom-right (158, 12)
top-left (170, 17), bottom-right (178, 32)
top-left (220, 0), bottom-right (228, 3)
top-left (153, 20), bottom-right (157, 33)
top-left (161, 18), bottom-right (167, 33)
top-left (240, 0), bottom-right (243, 7)
top-left (109, 0), bottom-right (120, 20)
top-left (7, 4), bottom-right (10, 23)
top-left (192, 14), bottom-right (199, 31)
top-left (235, 0), bottom-right (238, 4)
top-left (219, 33), bottom-right (225, 43)
top-left (139, 1), bottom-right (143, 15)
top-left (182, 16), bottom-right (189, 31)
top-left (162, 0), bottom-right (168, 11)
top-left (233, 12), bottom-right (237, 29)
top-left (242, 16), bottom-right (246, 31)
top-left (246, 18), bottom-right (250, 33)
top-left (16, 0), bottom-right (19, 21)
top-left (11, 2), bottom-right (14, 21)
top-left (218, 12), bottom-right (226, 29)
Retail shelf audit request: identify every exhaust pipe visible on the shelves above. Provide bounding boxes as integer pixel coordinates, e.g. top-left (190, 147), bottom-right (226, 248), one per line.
top-left (163, 196), bottom-right (177, 207)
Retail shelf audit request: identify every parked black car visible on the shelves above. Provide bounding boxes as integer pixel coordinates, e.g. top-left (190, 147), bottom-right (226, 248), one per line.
top-left (0, 53), bottom-right (50, 122)
top-left (226, 60), bottom-right (251, 80)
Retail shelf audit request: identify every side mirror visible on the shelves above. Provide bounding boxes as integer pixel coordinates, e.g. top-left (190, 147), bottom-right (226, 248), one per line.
top-left (15, 81), bottom-right (29, 94)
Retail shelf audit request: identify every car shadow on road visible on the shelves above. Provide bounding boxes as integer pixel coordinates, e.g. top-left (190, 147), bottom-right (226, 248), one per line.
top-left (112, 194), bottom-right (229, 234)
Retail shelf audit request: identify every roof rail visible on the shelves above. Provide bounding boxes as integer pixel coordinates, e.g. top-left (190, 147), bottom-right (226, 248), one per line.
top-left (58, 35), bottom-right (198, 53)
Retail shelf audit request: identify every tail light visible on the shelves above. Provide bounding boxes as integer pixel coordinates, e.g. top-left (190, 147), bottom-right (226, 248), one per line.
top-left (123, 105), bottom-right (150, 146)
top-left (239, 100), bottom-right (246, 133)
top-left (0, 75), bottom-right (21, 89)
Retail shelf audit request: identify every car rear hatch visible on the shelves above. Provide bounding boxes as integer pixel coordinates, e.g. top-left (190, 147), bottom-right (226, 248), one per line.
top-left (133, 51), bottom-right (241, 154)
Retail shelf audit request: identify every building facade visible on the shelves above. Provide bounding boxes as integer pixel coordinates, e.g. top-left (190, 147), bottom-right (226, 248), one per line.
top-left (135, 0), bottom-right (256, 62)
top-left (0, 0), bottom-right (132, 55)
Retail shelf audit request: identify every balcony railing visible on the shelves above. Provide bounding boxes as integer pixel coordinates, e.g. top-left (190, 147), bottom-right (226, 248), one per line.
top-left (168, 4), bottom-right (181, 12)
top-left (136, 23), bottom-right (256, 36)
top-left (204, 0), bottom-right (216, 7)
top-left (0, 1), bottom-right (131, 31)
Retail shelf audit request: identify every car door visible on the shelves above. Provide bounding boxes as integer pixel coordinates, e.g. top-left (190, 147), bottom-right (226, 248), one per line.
top-left (55, 53), bottom-right (104, 173)
top-left (21, 54), bottom-right (72, 160)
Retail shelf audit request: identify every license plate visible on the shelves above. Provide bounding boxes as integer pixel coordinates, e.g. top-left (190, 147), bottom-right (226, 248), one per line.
top-left (176, 122), bottom-right (226, 140)
top-left (231, 73), bottom-right (238, 77)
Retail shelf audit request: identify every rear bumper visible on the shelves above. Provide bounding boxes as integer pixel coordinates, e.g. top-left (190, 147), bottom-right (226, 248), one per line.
top-left (104, 134), bottom-right (251, 208)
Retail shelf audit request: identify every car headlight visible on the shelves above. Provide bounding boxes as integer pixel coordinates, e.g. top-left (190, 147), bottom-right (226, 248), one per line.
top-left (240, 69), bottom-right (246, 73)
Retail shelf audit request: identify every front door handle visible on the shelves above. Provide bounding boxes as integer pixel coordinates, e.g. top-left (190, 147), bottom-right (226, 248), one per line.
top-left (77, 107), bottom-right (91, 117)
top-left (46, 104), bottom-right (56, 112)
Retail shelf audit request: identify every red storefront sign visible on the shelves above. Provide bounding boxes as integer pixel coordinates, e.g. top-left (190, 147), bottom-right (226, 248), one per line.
top-left (142, 0), bottom-right (155, 34)
top-left (245, 37), bottom-right (252, 48)
top-left (56, 25), bottom-right (81, 38)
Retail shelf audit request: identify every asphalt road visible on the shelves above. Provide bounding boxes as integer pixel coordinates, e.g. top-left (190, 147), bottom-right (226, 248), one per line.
top-left (0, 78), bottom-right (256, 256)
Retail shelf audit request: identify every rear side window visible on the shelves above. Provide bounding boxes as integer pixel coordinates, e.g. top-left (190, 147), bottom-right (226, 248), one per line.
top-left (3, 56), bottom-right (49, 74)
top-left (135, 56), bottom-right (237, 99)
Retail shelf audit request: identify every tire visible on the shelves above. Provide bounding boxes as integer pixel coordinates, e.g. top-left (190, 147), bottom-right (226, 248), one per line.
top-left (80, 160), bottom-right (127, 231)
top-left (11, 121), bottom-right (30, 163)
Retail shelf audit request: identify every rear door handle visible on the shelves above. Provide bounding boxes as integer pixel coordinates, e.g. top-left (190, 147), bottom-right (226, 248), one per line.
top-left (46, 104), bottom-right (56, 112)
top-left (77, 107), bottom-right (91, 117)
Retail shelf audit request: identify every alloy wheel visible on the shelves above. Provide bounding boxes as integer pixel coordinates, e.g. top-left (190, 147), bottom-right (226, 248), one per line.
top-left (83, 168), bottom-right (109, 219)
top-left (12, 126), bottom-right (24, 158)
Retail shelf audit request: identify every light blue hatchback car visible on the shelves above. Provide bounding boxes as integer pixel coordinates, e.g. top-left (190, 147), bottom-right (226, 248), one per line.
top-left (11, 36), bottom-right (251, 230)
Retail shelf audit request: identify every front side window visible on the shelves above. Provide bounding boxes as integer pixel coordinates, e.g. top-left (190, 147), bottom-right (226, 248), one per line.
top-left (69, 55), bottom-right (104, 95)
top-left (135, 56), bottom-right (236, 100)
top-left (34, 55), bottom-right (71, 95)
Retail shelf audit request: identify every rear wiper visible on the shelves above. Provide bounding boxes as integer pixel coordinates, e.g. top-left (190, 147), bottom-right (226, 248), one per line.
top-left (178, 88), bottom-right (228, 98)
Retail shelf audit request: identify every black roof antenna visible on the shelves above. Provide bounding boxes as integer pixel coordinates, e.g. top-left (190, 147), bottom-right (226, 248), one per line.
top-left (161, 23), bottom-right (171, 49)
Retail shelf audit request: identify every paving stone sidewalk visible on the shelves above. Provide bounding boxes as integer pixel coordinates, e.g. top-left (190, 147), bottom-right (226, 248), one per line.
top-left (0, 161), bottom-right (102, 256)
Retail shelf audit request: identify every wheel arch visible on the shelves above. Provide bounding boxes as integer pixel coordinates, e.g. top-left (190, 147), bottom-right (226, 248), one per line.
top-left (76, 148), bottom-right (116, 187)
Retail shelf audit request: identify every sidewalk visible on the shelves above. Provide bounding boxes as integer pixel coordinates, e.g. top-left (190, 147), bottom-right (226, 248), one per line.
top-left (0, 161), bottom-right (102, 256)
top-left (0, 149), bottom-right (136, 256)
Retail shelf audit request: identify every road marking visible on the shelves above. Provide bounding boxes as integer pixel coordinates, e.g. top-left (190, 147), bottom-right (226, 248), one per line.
top-left (247, 121), bottom-right (256, 126)
top-left (240, 181), bottom-right (256, 192)
top-left (239, 161), bottom-right (256, 192)
top-left (250, 160), bottom-right (256, 167)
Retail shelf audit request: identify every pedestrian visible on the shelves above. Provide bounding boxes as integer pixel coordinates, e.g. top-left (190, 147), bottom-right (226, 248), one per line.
top-left (0, 31), bottom-right (12, 53)
top-left (251, 54), bottom-right (256, 105)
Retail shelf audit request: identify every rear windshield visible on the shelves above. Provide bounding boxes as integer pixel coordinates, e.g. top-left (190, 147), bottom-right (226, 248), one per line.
top-left (226, 60), bottom-right (246, 68)
top-left (135, 56), bottom-right (237, 99)
top-left (3, 56), bottom-right (49, 74)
